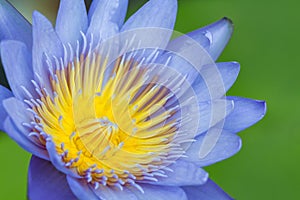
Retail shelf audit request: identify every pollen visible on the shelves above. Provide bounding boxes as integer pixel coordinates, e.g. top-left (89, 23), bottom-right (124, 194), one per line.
top-left (23, 34), bottom-right (193, 191)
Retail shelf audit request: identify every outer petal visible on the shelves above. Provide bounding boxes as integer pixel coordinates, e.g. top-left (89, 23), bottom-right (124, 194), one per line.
top-left (3, 98), bottom-right (49, 160)
top-left (3, 97), bottom-right (33, 134)
top-left (68, 177), bottom-right (138, 200)
top-left (156, 39), bottom-right (211, 85)
top-left (129, 184), bottom-right (187, 200)
top-left (32, 11), bottom-right (63, 92)
top-left (0, 85), bottom-right (12, 131)
top-left (163, 18), bottom-right (232, 62)
top-left (0, 40), bottom-right (36, 100)
top-left (28, 156), bottom-right (76, 200)
top-left (0, 0), bottom-right (32, 48)
top-left (67, 177), bottom-right (187, 200)
top-left (192, 62), bottom-right (240, 102)
top-left (215, 62), bottom-right (240, 91)
top-left (67, 176), bottom-right (100, 200)
top-left (183, 129), bottom-right (241, 167)
top-left (140, 160), bottom-right (208, 186)
top-left (56, 0), bottom-right (88, 46)
top-left (91, 184), bottom-right (138, 200)
top-left (121, 0), bottom-right (177, 31)
top-left (196, 18), bottom-right (233, 61)
top-left (184, 28), bottom-right (211, 52)
top-left (197, 100), bottom-right (234, 136)
top-left (157, 50), bottom-right (238, 102)
top-left (87, 0), bottom-right (128, 41)
top-left (3, 117), bottom-right (48, 160)
top-left (223, 97), bottom-right (267, 133)
top-left (182, 179), bottom-right (233, 200)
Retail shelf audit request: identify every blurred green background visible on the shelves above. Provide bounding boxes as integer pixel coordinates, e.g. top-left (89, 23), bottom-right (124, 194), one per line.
top-left (0, 0), bottom-right (299, 199)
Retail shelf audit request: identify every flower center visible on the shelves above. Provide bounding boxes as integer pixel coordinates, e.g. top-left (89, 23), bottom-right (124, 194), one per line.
top-left (24, 37), bottom-right (189, 190)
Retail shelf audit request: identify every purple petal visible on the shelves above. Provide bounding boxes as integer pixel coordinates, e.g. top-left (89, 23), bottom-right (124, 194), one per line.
top-left (3, 117), bottom-right (48, 160)
top-left (121, 0), bottom-right (177, 31)
top-left (183, 129), bottom-right (241, 167)
top-left (0, 0), bottom-right (32, 48)
top-left (195, 18), bottom-right (233, 61)
top-left (0, 85), bottom-right (12, 131)
top-left (197, 100), bottom-right (234, 136)
top-left (32, 11), bottom-right (63, 92)
top-left (3, 97), bottom-right (49, 157)
top-left (68, 176), bottom-right (187, 200)
top-left (3, 97), bottom-right (33, 134)
top-left (88, 0), bottom-right (128, 27)
top-left (156, 47), bottom-right (208, 86)
top-left (169, 18), bottom-right (233, 61)
top-left (184, 29), bottom-right (211, 52)
top-left (192, 62), bottom-right (239, 102)
top-left (87, 0), bottom-right (128, 41)
top-left (67, 176), bottom-right (137, 199)
top-left (157, 50), bottom-right (238, 103)
top-left (223, 97), bottom-right (267, 133)
top-left (182, 179), bottom-right (233, 200)
top-left (56, 0), bottom-right (88, 47)
top-left (67, 176), bottom-right (99, 200)
top-left (28, 155), bottom-right (76, 200)
top-left (130, 184), bottom-right (187, 200)
top-left (92, 186), bottom-right (137, 200)
top-left (3, 97), bottom-right (49, 160)
top-left (2, 97), bottom-right (50, 159)
top-left (216, 62), bottom-right (240, 91)
top-left (94, 184), bottom-right (187, 200)
top-left (0, 40), bottom-right (37, 100)
top-left (156, 22), bottom-right (221, 84)
top-left (140, 160), bottom-right (208, 186)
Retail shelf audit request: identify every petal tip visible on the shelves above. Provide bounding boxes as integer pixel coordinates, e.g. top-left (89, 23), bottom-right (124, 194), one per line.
top-left (227, 61), bottom-right (240, 73)
top-left (220, 17), bottom-right (234, 32)
top-left (202, 17), bottom-right (234, 60)
top-left (222, 17), bottom-right (234, 27)
top-left (226, 97), bottom-right (267, 132)
top-left (251, 99), bottom-right (267, 120)
top-left (230, 61), bottom-right (241, 75)
top-left (32, 10), bottom-right (48, 24)
top-left (32, 10), bottom-right (43, 24)
top-left (258, 100), bottom-right (267, 119)
top-left (32, 10), bottom-right (40, 18)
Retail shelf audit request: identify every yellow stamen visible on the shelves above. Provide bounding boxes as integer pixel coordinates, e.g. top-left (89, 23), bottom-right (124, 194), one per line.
top-left (28, 46), bottom-right (182, 188)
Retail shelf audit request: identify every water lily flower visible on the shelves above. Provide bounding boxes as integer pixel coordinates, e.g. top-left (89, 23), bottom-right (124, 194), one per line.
top-left (0, 0), bottom-right (266, 199)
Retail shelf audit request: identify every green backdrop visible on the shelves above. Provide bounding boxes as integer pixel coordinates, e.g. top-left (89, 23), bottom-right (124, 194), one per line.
top-left (0, 0), bottom-right (299, 199)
